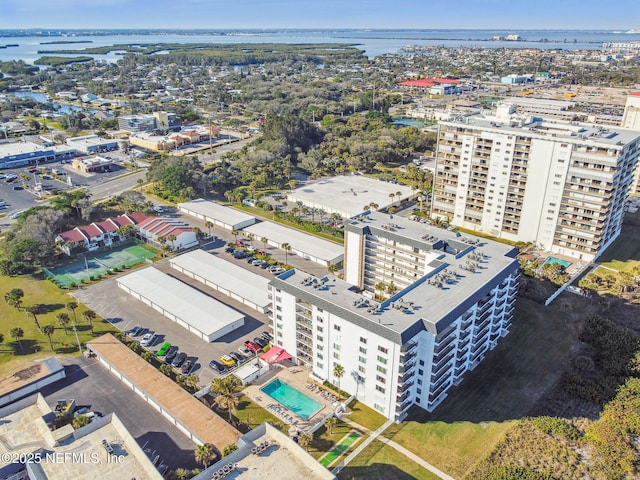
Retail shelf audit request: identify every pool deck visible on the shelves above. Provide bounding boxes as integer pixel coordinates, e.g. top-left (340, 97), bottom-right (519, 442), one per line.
top-left (244, 365), bottom-right (339, 433)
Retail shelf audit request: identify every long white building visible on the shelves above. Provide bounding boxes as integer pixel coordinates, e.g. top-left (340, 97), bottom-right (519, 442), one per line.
top-left (431, 104), bottom-right (640, 261)
top-left (269, 213), bottom-right (519, 420)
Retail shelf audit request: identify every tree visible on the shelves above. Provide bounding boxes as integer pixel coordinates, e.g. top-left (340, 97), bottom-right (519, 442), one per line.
top-left (166, 234), bottom-right (177, 251)
top-left (4, 288), bottom-right (24, 310)
top-left (205, 221), bottom-right (214, 236)
top-left (72, 414), bottom-right (92, 430)
top-left (42, 324), bottom-right (56, 351)
top-left (159, 364), bottom-right (172, 376)
top-left (333, 363), bottom-right (345, 398)
top-left (66, 301), bottom-right (78, 325)
top-left (194, 443), bottom-right (216, 469)
top-left (298, 432), bottom-right (313, 451)
top-left (56, 312), bottom-right (70, 335)
top-left (223, 443), bottom-right (238, 457)
top-left (10, 327), bottom-right (24, 351)
top-left (24, 304), bottom-right (42, 330)
top-left (82, 309), bottom-right (97, 334)
top-left (185, 374), bottom-right (200, 391)
top-left (261, 237), bottom-right (268, 251)
top-left (325, 416), bottom-right (338, 435)
top-left (231, 229), bottom-right (239, 243)
top-left (141, 351), bottom-right (153, 362)
top-left (173, 468), bottom-right (191, 480)
top-left (211, 376), bottom-right (240, 422)
top-left (281, 242), bottom-right (291, 265)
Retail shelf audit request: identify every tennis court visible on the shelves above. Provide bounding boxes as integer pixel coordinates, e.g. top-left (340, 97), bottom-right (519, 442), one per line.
top-left (45, 244), bottom-right (155, 288)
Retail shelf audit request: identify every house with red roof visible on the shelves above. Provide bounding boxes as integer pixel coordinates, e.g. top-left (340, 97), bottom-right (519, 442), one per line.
top-left (55, 213), bottom-right (148, 255)
top-left (398, 78), bottom-right (460, 95)
top-left (137, 217), bottom-right (198, 251)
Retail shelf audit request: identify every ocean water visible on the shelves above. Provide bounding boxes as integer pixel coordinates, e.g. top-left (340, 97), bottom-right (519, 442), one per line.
top-left (0, 28), bottom-right (639, 64)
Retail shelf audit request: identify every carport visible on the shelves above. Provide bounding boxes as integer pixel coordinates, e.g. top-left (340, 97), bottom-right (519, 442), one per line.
top-left (178, 199), bottom-right (256, 231)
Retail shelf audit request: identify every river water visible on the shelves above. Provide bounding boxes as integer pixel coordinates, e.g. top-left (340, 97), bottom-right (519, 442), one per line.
top-left (1, 28), bottom-right (639, 63)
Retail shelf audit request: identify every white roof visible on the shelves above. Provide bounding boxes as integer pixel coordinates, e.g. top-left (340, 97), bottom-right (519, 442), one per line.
top-left (0, 141), bottom-right (48, 156)
top-left (243, 221), bottom-right (343, 263)
top-left (169, 249), bottom-right (270, 310)
top-left (117, 267), bottom-right (244, 336)
top-left (178, 199), bottom-right (256, 228)
top-left (288, 175), bottom-right (415, 218)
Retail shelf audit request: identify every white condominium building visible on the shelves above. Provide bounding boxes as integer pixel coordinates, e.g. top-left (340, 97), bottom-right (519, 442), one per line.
top-left (431, 105), bottom-right (640, 261)
top-left (269, 213), bottom-right (519, 420)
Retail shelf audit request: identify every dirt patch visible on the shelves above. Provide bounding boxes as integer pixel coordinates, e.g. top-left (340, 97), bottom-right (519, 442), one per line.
top-left (0, 361), bottom-right (47, 396)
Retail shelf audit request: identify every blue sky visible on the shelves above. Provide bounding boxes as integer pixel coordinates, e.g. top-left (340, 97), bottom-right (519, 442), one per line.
top-left (1, 0), bottom-right (638, 30)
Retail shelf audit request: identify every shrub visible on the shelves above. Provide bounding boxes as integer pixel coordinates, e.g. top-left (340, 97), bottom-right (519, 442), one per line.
top-left (529, 417), bottom-right (582, 441)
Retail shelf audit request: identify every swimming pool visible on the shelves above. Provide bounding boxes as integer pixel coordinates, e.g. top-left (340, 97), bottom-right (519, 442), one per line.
top-left (261, 379), bottom-right (323, 420)
top-left (543, 256), bottom-right (572, 268)
top-left (392, 118), bottom-right (426, 128)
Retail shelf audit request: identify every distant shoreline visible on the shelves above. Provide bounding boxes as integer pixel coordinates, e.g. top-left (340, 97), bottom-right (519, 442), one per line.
top-left (39, 40), bottom-right (93, 45)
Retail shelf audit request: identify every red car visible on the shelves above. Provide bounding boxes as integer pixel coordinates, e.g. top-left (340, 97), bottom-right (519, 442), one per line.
top-left (244, 340), bottom-right (261, 352)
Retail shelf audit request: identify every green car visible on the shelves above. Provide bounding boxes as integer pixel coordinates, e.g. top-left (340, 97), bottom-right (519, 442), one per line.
top-left (157, 342), bottom-right (171, 356)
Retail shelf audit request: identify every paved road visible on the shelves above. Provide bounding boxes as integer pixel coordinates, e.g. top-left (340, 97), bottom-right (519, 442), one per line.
top-left (40, 356), bottom-right (199, 471)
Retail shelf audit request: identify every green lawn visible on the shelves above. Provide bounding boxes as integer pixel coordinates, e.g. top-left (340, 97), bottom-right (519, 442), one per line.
top-left (308, 422), bottom-right (365, 460)
top-left (378, 292), bottom-right (591, 479)
top-left (596, 224), bottom-right (640, 273)
top-left (320, 431), bottom-right (361, 467)
top-left (347, 401), bottom-right (387, 431)
top-left (233, 394), bottom-right (286, 432)
top-left (337, 440), bottom-right (441, 480)
top-left (0, 272), bottom-right (116, 366)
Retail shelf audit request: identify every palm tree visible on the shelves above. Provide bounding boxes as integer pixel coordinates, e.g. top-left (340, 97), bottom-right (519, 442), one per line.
top-left (281, 242), bottom-right (291, 265)
top-left (10, 327), bottom-right (24, 351)
top-left (396, 191), bottom-right (402, 205)
top-left (72, 415), bottom-right (91, 430)
top-left (261, 237), bottom-right (268, 251)
top-left (4, 288), bottom-right (24, 310)
top-left (231, 229), bottom-right (239, 243)
top-left (141, 351), bottom-right (152, 362)
top-left (194, 443), bottom-right (216, 469)
top-left (247, 233), bottom-right (255, 247)
top-left (24, 304), bottom-right (42, 330)
top-left (42, 325), bottom-right (56, 351)
top-left (66, 301), bottom-right (78, 325)
top-left (185, 374), bottom-right (200, 391)
top-left (205, 221), bottom-right (214, 236)
top-left (387, 282), bottom-right (398, 296)
top-left (82, 309), bottom-right (97, 334)
top-left (333, 363), bottom-right (345, 399)
top-left (56, 312), bottom-right (70, 335)
top-left (159, 364), bottom-right (172, 376)
top-left (158, 236), bottom-right (168, 257)
top-left (166, 234), bottom-right (177, 251)
top-left (325, 416), bottom-right (338, 435)
top-left (298, 432), bottom-right (313, 451)
top-left (211, 376), bottom-right (240, 422)
top-left (388, 192), bottom-right (395, 206)
top-left (174, 468), bottom-right (191, 480)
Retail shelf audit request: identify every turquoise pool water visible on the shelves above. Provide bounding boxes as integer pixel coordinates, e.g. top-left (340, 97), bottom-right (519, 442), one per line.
top-left (261, 379), bottom-right (323, 420)
top-left (543, 256), bottom-right (572, 268)
top-left (392, 118), bottom-right (426, 128)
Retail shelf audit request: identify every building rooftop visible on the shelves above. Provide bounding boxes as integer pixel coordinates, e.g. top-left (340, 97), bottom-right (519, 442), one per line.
top-left (0, 357), bottom-right (63, 398)
top-left (287, 175), bottom-right (414, 219)
top-left (0, 394), bottom-right (163, 480)
top-left (271, 213), bottom-right (518, 344)
top-left (0, 141), bottom-right (50, 156)
top-left (178, 198), bottom-right (256, 227)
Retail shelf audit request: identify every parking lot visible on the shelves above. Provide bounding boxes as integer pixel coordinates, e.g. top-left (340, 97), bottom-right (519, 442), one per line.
top-left (40, 356), bottom-right (199, 471)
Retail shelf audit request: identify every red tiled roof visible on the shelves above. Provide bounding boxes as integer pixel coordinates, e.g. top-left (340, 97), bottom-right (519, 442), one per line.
top-left (96, 219), bottom-right (118, 233)
top-left (127, 212), bottom-right (149, 225)
top-left (399, 77), bottom-right (460, 88)
top-left (81, 224), bottom-right (103, 238)
top-left (58, 228), bottom-right (86, 243)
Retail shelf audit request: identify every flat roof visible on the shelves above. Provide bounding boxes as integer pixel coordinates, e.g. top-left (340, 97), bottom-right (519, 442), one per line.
top-left (272, 213), bottom-right (519, 343)
top-left (88, 333), bottom-right (240, 451)
top-left (178, 199), bottom-right (256, 227)
top-left (0, 141), bottom-right (49, 156)
top-left (169, 249), bottom-right (270, 310)
top-left (243, 221), bottom-right (343, 263)
top-left (0, 357), bottom-right (63, 397)
top-left (0, 397), bottom-right (163, 479)
top-left (117, 267), bottom-right (244, 336)
top-left (287, 175), bottom-right (415, 218)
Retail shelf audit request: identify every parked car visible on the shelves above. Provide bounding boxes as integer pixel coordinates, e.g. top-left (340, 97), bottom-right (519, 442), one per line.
top-left (179, 360), bottom-right (194, 374)
top-left (153, 205), bottom-right (164, 213)
top-left (209, 359), bottom-right (226, 373)
top-left (244, 340), bottom-right (261, 353)
top-left (260, 262), bottom-right (271, 269)
top-left (229, 351), bottom-right (245, 363)
top-left (252, 259), bottom-right (266, 267)
top-left (225, 246), bottom-right (236, 253)
top-left (127, 325), bottom-right (143, 337)
top-left (233, 251), bottom-right (247, 259)
top-left (164, 346), bottom-right (179, 364)
top-left (270, 267), bottom-right (286, 275)
top-left (261, 331), bottom-right (273, 341)
top-left (157, 342), bottom-right (172, 356)
top-left (219, 354), bottom-right (236, 366)
top-left (253, 337), bottom-right (267, 348)
top-left (140, 332), bottom-right (156, 347)
top-left (238, 345), bottom-right (253, 356)
top-left (12, 185), bottom-right (23, 190)
top-left (245, 256), bottom-right (256, 264)
top-left (171, 352), bottom-right (187, 368)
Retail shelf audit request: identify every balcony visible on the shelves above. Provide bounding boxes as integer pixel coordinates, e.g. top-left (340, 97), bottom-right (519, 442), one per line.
top-left (399, 350), bottom-right (417, 365)
top-left (396, 390), bottom-right (412, 405)
top-left (399, 360), bottom-right (416, 375)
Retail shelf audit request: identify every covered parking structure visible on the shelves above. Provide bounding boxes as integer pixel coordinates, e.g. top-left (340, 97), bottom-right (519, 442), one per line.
top-left (87, 333), bottom-right (240, 455)
top-left (169, 249), bottom-right (271, 314)
top-left (242, 221), bottom-right (343, 267)
top-left (117, 267), bottom-right (245, 342)
top-left (178, 199), bottom-right (256, 231)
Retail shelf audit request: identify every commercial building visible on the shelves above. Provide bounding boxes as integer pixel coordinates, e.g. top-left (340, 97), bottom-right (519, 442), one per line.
top-left (431, 104), bottom-right (640, 261)
top-left (65, 134), bottom-right (119, 154)
top-left (178, 199), bottom-right (256, 231)
top-left (117, 267), bottom-right (245, 342)
top-left (72, 155), bottom-right (116, 173)
top-left (286, 175), bottom-right (415, 220)
top-left (270, 212), bottom-right (519, 419)
top-left (170, 249), bottom-right (271, 314)
top-left (128, 132), bottom-right (176, 152)
top-left (0, 358), bottom-right (65, 408)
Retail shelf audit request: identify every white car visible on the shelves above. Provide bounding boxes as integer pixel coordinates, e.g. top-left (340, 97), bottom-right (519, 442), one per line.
top-left (153, 205), bottom-right (164, 213)
top-left (140, 332), bottom-right (157, 347)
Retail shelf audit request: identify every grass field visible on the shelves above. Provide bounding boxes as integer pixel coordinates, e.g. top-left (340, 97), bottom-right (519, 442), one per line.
top-left (233, 394), bottom-right (286, 432)
top-left (320, 431), bottom-right (361, 467)
top-left (337, 440), bottom-right (441, 480)
top-left (597, 223), bottom-right (640, 273)
top-left (374, 292), bottom-right (592, 479)
top-left (0, 272), bottom-right (117, 366)
top-left (347, 401), bottom-right (387, 431)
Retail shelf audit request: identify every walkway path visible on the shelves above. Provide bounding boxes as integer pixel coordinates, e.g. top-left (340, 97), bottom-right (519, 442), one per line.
top-left (332, 417), bottom-right (456, 480)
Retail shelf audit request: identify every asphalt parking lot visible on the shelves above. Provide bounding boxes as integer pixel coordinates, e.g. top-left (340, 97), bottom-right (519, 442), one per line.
top-left (40, 356), bottom-right (199, 471)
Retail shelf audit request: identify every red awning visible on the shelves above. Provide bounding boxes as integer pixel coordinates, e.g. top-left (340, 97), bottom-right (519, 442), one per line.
top-left (259, 346), bottom-right (293, 363)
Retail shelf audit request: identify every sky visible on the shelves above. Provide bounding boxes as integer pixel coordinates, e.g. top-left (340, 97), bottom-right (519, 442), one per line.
top-left (1, 0), bottom-right (638, 30)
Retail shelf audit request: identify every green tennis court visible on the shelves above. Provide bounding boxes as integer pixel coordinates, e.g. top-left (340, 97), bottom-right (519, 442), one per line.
top-left (320, 431), bottom-right (361, 467)
top-left (45, 244), bottom-right (155, 288)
